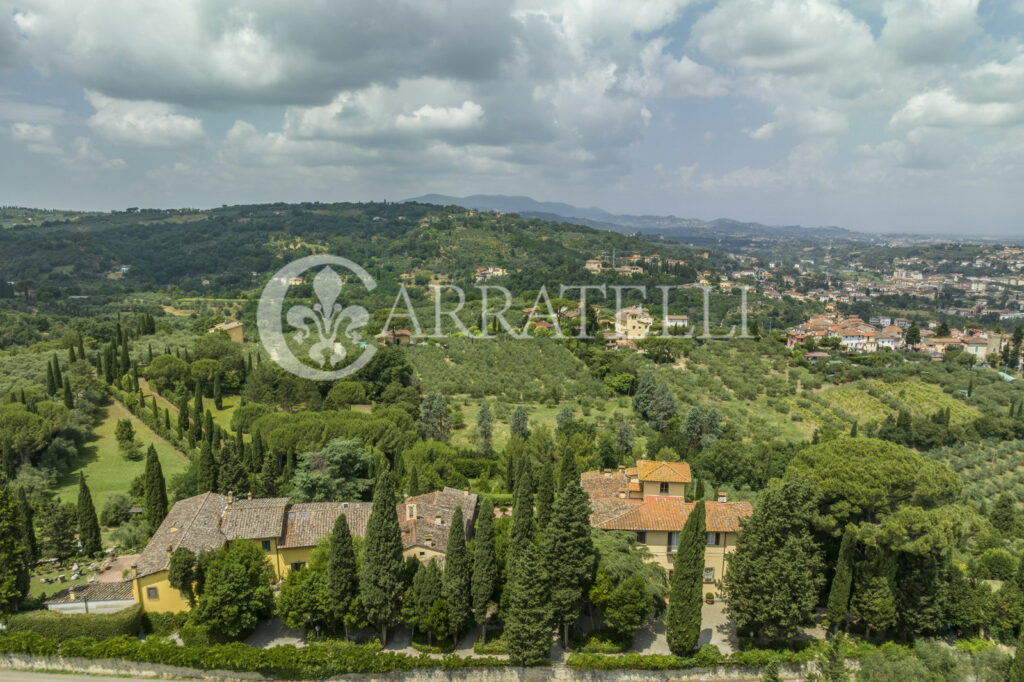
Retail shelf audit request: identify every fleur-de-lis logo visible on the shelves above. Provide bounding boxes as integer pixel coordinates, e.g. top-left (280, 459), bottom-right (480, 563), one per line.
top-left (286, 267), bottom-right (369, 368)
top-left (258, 255), bottom-right (377, 381)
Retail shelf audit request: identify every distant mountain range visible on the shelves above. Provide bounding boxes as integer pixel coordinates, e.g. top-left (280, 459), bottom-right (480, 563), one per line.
top-left (405, 194), bottom-right (879, 246)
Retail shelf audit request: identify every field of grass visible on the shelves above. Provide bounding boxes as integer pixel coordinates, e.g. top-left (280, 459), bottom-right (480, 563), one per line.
top-left (54, 400), bottom-right (190, 513)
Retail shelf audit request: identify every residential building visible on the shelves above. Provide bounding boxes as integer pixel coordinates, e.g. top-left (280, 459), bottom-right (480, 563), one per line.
top-left (581, 461), bottom-right (752, 594)
top-left (614, 306), bottom-right (653, 340)
top-left (584, 259), bottom-right (604, 274)
top-left (44, 581), bottom-right (136, 614)
top-left (130, 488), bottom-right (477, 613)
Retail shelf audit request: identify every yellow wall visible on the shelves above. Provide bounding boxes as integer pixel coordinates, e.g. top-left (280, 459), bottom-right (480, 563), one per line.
top-left (276, 546), bottom-right (314, 579)
top-left (641, 481), bottom-right (687, 498)
top-left (134, 571), bottom-right (191, 614)
top-left (639, 531), bottom-right (737, 596)
top-left (404, 545), bottom-right (445, 564)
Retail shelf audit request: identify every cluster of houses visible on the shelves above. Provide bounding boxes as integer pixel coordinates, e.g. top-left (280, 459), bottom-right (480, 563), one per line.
top-left (786, 313), bottom-right (1010, 362)
top-left (583, 252), bottom-right (687, 277)
top-left (46, 459), bottom-right (751, 614)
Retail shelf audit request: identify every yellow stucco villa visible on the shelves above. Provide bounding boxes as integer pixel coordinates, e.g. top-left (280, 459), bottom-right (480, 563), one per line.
top-left (582, 460), bottom-right (752, 595)
top-left (130, 488), bottom-right (478, 613)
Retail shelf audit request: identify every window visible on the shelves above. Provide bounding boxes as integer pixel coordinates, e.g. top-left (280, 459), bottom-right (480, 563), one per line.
top-left (659, 482), bottom-right (669, 494)
top-left (706, 532), bottom-right (721, 546)
top-left (261, 540), bottom-right (271, 551)
top-left (703, 567), bottom-right (715, 583)
top-left (667, 531), bottom-right (679, 553)
top-left (146, 587), bottom-right (158, 600)
top-left (636, 531), bottom-right (647, 544)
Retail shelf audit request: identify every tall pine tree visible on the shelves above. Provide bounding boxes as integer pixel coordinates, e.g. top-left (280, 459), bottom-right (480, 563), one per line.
top-left (535, 462), bottom-right (554, 530)
top-left (505, 536), bottom-right (551, 665)
top-left (197, 440), bottom-right (217, 492)
top-left (77, 473), bottom-right (102, 556)
top-left (666, 500), bottom-right (705, 655)
top-left (542, 470), bottom-right (595, 647)
top-left (327, 513), bottom-right (359, 639)
top-left (360, 469), bottom-right (405, 644)
top-left (472, 498), bottom-right (498, 643)
top-left (443, 506), bottom-right (471, 644)
top-left (825, 525), bottom-right (856, 630)
top-left (477, 403), bottom-right (493, 455)
top-left (0, 481), bottom-right (30, 615)
top-left (143, 444), bottom-right (168, 528)
top-left (17, 487), bottom-right (37, 562)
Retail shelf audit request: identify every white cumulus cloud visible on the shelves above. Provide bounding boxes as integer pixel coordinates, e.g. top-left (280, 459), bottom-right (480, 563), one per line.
top-left (85, 91), bottom-right (205, 147)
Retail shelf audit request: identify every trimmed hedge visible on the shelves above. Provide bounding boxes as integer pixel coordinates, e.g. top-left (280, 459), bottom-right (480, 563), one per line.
top-left (141, 611), bottom-right (189, 637)
top-left (4, 606), bottom-right (143, 642)
top-left (0, 632), bottom-right (508, 678)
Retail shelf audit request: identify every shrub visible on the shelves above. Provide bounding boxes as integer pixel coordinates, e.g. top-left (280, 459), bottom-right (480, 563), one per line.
top-left (4, 605), bottom-right (143, 641)
top-left (0, 632), bottom-right (508, 677)
top-left (141, 611), bottom-right (189, 637)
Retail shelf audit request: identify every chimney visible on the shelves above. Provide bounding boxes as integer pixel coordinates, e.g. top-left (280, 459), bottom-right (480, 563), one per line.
top-left (247, 492), bottom-right (252, 501)
top-left (227, 491), bottom-right (233, 507)
top-left (618, 465), bottom-right (626, 473)
top-left (406, 503), bottom-right (417, 520)
top-left (166, 544), bottom-right (173, 558)
top-left (717, 491), bottom-right (727, 503)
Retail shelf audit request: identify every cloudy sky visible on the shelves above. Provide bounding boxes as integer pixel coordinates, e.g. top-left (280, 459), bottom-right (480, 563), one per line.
top-left (1, 0), bottom-right (1023, 235)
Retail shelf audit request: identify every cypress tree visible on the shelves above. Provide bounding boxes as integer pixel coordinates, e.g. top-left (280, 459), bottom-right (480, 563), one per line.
top-left (666, 500), bottom-right (705, 655)
top-left (143, 444), bottom-right (168, 529)
top-left (120, 335), bottom-right (130, 375)
top-left (850, 420), bottom-right (858, 437)
top-left (213, 373), bottom-right (223, 411)
top-left (77, 336), bottom-right (85, 360)
top-left (197, 440), bottom-right (217, 493)
top-left (477, 403), bottom-right (493, 456)
top-left (543, 470), bottom-right (595, 647)
top-left (407, 464), bottom-right (421, 497)
top-left (217, 441), bottom-right (246, 496)
top-left (204, 411), bottom-right (214, 446)
top-left (443, 507), bottom-right (471, 644)
top-left (826, 525), bottom-right (856, 630)
top-left (2, 442), bottom-right (16, 481)
top-left (327, 513), bottom-right (359, 639)
top-left (255, 442), bottom-right (279, 497)
top-left (0, 481), bottom-right (30, 615)
top-left (472, 498), bottom-right (498, 642)
top-left (164, 408), bottom-right (171, 431)
top-left (557, 449), bottom-right (578, 492)
top-left (509, 474), bottom-right (535, 550)
top-left (52, 354), bottom-right (63, 389)
top-left (510, 405), bottom-right (530, 440)
top-left (17, 487), bottom-right (37, 563)
top-left (76, 474), bottom-right (102, 556)
top-left (63, 378), bottom-right (74, 409)
top-left (177, 394), bottom-right (190, 438)
top-left (693, 478), bottom-right (705, 501)
top-left (193, 383), bottom-right (204, 425)
top-left (360, 470), bottom-right (405, 644)
top-left (505, 536), bottom-right (550, 666)
top-left (69, 345), bottom-right (76, 363)
top-left (147, 344), bottom-right (154, 363)
top-left (45, 363), bottom-right (56, 396)
top-left (535, 462), bottom-right (554, 530)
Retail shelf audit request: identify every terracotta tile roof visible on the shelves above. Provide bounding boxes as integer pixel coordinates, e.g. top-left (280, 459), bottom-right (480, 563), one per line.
top-left (397, 487), bottom-right (478, 541)
top-left (628, 481), bottom-right (642, 492)
top-left (220, 497), bottom-right (288, 540)
top-left (580, 470), bottom-right (629, 499)
top-left (45, 581), bottom-right (134, 605)
top-left (589, 498), bottom-right (641, 526)
top-left (135, 492), bottom-right (228, 577)
top-left (279, 502), bottom-right (372, 548)
top-left (403, 519), bottom-right (451, 554)
top-left (636, 459), bottom-right (691, 484)
top-left (595, 498), bottom-right (752, 533)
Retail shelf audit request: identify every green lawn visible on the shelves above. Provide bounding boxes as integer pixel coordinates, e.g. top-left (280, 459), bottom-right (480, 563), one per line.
top-left (55, 400), bottom-right (190, 513)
